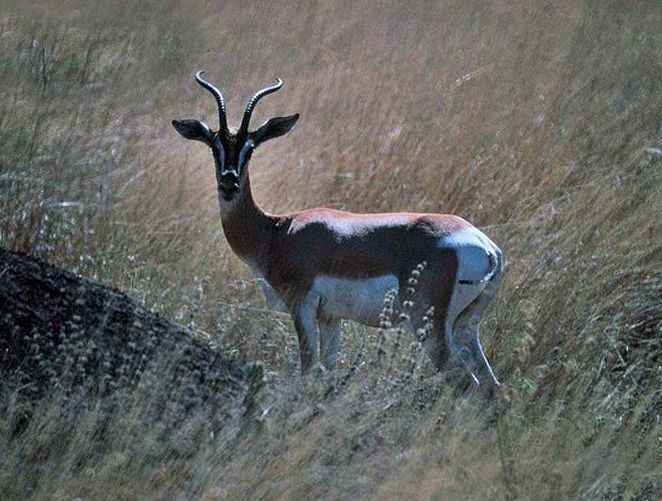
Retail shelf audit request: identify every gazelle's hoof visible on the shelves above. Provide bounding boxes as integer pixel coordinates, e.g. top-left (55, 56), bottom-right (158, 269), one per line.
top-left (302, 362), bottom-right (326, 377)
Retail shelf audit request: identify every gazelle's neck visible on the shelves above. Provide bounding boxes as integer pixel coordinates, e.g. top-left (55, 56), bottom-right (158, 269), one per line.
top-left (218, 176), bottom-right (274, 267)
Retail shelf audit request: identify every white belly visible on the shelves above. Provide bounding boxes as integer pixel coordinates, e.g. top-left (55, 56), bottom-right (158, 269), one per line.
top-left (313, 275), bottom-right (399, 326)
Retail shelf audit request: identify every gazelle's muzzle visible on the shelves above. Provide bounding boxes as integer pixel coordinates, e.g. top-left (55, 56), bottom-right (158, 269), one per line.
top-left (219, 171), bottom-right (240, 200)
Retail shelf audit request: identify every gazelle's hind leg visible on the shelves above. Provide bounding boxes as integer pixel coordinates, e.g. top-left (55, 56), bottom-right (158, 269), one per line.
top-left (448, 271), bottom-right (502, 397)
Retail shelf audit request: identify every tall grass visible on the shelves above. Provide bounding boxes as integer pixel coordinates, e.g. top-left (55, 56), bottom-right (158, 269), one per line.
top-left (1, 0), bottom-right (660, 499)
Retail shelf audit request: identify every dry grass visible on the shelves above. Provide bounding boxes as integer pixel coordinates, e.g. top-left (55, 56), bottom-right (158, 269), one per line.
top-left (1, 0), bottom-right (661, 499)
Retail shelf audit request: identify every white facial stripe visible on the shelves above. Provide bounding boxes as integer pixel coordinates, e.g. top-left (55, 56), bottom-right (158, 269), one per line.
top-left (213, 135), bottom-right (226, 170)
top-left (238, 140), bottom-right (254, 170)
top-left (219, 141), bottom-right (225, 167)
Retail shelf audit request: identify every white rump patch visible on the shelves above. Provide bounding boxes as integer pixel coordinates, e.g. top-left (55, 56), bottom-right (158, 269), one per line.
top-left (440, 226), bottom-right (503, 356)
top-left (438, 227), bottom-right (499, 285)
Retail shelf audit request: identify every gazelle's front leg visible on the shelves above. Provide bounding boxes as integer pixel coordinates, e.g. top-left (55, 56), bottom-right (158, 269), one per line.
top-left (291, 290), bottom-right (321, 373)
top-left (319, 316), bottom-right (341, 370)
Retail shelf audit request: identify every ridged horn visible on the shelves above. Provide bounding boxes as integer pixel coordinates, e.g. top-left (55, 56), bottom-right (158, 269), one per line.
top-left (238, 78), bottom-right (284, 137)
top-left (195, 70), bottom-right (228, 135)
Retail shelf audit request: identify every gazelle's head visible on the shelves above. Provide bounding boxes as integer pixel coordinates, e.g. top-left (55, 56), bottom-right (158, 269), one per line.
top-left (172, 71), bottom-right (299, 202)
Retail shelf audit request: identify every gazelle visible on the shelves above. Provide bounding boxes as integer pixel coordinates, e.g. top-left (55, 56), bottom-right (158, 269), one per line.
top-left (173, 72), bottom-right (503, 396)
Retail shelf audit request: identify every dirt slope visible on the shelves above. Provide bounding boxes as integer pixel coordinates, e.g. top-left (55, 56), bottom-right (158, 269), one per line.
top-left (0, 248), bottom-right (246, 431)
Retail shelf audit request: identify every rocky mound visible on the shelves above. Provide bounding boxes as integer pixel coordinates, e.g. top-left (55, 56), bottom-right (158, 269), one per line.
top-left (0, 249), bottom-right (247, 433)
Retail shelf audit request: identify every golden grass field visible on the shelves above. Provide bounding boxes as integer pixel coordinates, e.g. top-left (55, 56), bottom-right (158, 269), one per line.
top-left (1, 0), bottom-right (660, 499)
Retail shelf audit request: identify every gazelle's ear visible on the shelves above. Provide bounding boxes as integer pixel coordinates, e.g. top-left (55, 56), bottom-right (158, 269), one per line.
top-left (172, 119), bottom-right (214, 145)
top-left (251, 114), bottom-right (299, 147)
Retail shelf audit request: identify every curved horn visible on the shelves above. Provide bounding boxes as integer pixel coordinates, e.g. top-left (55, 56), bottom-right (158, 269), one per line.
top-left (239, 78), bottom-right (284, 137)
top-left (195, 70), bottom-right (228, 135)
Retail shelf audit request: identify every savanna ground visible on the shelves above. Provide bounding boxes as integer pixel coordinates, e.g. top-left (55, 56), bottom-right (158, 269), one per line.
top-left (1, 0), bottom-right (660, 499)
